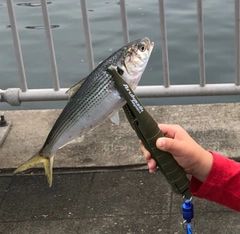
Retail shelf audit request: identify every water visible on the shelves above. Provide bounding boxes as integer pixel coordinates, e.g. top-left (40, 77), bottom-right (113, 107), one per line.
top-left (0, 0), bottom-right (238, 110)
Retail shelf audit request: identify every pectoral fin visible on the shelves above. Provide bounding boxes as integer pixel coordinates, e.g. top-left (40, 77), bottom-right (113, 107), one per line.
top-left (66, 77), bottom-right (87, 100)
top-left (109, 111), bottom-right (120, 125)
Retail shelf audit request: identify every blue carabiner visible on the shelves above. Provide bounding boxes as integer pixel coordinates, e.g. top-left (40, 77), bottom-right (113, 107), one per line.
top-left (182, 199), bottom-right (194, 223)
top-left (182, 198), bottom-right (194, 233)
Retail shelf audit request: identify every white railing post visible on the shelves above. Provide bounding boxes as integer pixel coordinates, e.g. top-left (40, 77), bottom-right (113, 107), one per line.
top-left (6, 0), bottom-right (28, 92)
top-left (41, 0), bottom-right (60, 91)
top-left (80, 0), bottom-right (95, 72)
top-left (119, 0), bottom-right (129, 44)
top-left (235, 0), bottom-right (240, 86)
top-left (158, 0), bottom-right (170, 88)
top-left (197, 0), bottom-right (206, 87)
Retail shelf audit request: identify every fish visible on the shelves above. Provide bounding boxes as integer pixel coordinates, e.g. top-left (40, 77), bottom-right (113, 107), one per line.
top-left (14, 37), bottom-right (154, 186)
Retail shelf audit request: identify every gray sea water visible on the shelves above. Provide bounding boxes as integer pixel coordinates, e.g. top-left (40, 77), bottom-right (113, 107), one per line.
top-left (0, 0), bottom-right (238, 110)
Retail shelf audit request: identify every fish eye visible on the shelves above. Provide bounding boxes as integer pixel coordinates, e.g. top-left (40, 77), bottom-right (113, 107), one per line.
top-left (138, 43), bottom-right (146, 52)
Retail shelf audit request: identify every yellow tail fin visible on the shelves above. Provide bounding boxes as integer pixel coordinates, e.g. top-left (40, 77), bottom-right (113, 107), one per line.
top-left (13, 153), bottom-right (54, 187)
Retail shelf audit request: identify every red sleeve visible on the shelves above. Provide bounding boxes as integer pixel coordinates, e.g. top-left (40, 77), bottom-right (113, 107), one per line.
top-left (190, 151), bottom-right (240, 211)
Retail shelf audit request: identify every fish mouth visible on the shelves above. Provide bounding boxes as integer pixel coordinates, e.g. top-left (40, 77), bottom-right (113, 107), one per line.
top-left (146, 39), bottom-right (154, 54)
top-left (149, 41), bottom-right (154, 51)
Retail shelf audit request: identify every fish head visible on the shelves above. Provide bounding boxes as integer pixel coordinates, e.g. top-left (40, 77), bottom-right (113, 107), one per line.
top-left (118, 37), bottom-right (154, 90)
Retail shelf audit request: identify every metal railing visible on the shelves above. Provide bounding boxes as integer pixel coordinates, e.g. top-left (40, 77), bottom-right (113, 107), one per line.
top-left (1, 0), bottom-right (240, 106)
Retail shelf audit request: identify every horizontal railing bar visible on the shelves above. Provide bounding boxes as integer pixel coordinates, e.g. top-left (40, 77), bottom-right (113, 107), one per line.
top-left (137, 84), bottom-right (240, 97)
top-left (19, 89), bottom-right (68, 101)
top-left (3, 84), bottom-right (240, 105)
top-left (7, 0), bottom-right (28, 92)
top-left (120, 0), bottom-right (129, 44)
top-left (8, 84), bottom-right (240, 102)
top-left (41, 0), bottom-right (60, 91)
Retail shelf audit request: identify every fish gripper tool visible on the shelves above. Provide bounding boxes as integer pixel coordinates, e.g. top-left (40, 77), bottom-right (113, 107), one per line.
top-left (108, 65), bottom-right (192, 199)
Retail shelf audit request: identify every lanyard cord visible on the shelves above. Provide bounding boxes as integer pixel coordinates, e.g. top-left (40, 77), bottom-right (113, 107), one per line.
top-left (186, 224), bottom-right (193, 234)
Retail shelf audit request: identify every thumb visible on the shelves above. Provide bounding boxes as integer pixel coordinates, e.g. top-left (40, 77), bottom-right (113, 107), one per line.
top-left (156, 137), bottom-right (185, 156)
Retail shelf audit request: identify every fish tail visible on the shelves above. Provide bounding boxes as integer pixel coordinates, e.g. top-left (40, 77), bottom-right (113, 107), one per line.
top-left (13, 153), bottom-right (54, 187)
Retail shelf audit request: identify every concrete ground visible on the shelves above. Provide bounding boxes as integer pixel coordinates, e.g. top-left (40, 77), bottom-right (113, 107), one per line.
top-left (1, 170), bottom-right (239, 234)
top-left (1, 103), bottom-right (240, 233)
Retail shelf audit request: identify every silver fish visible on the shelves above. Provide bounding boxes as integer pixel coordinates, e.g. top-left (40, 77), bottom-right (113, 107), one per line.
top-left (14, 37), bottom-right (154, 186)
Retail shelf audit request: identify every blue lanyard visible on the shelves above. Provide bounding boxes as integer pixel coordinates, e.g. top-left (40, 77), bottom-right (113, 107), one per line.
top-left (186, 224), bottom-right (193, 234)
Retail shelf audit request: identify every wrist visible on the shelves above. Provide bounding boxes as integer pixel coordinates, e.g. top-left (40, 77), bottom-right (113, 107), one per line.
top-left (191, 150), bottom-right (213, 182)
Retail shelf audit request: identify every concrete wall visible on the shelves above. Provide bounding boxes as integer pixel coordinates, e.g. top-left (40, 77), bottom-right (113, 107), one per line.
top-left (1, 103), bottom-right (240, 170)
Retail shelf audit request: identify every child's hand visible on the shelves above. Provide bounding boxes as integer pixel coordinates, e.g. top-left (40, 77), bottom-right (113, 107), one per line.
top-left (140, 124), bottom-right (213, 182)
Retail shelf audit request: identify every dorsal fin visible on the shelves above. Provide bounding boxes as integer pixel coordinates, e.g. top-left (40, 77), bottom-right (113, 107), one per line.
top-left (66, 77), bottom-right (87, 100)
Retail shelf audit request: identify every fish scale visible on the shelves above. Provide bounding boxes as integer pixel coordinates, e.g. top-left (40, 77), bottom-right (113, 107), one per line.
top-left (40, 72), bottom-right (118, 155)
top-left (14, 37), bottom-right (154, 186)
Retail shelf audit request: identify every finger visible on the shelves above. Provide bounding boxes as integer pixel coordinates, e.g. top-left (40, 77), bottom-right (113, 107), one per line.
top-left (148, 159), bottom-right (157, 173)
top-left (158, 124), bottom-right (181, 138)
top-left (140, 142), bottom-right (157, 173)
top-left (156, 137), bottom-right (186, 157)
top-left (149, 167), bottom-right (157, 173)
top-left (140, 143), bottom-right (151, 161)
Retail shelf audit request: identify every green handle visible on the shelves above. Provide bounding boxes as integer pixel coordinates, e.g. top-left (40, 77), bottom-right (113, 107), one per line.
top-left (108, 65), bottom-right (192, 198)
top-left (137, 111), bottom-right (191, 198)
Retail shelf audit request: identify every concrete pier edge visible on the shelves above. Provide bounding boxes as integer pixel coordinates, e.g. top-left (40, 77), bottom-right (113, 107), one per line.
top-left (1, 103), bottom-right (240, 170)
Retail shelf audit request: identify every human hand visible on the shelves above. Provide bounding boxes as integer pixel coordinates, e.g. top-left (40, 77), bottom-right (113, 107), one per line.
top-left (140, 124), bottom-right (213, 182)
